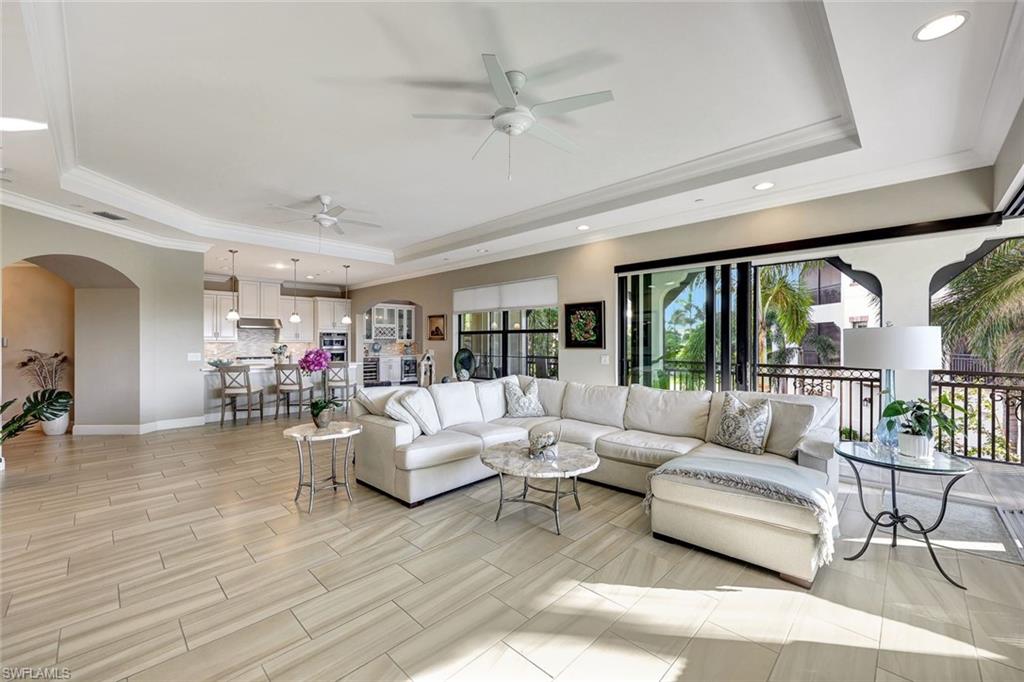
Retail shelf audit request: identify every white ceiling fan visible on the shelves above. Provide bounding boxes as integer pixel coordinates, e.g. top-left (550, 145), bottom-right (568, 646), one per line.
top-left (412, 53), bottom-right (614, 178)
top-left (270, 194), bottom-right (381, 237)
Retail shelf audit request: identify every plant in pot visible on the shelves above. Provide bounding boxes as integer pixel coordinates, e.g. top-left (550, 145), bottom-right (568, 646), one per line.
top-left (2, 389), bottom-right (74, 444)
top-left (299, 348), bottom-right (342, 428)
top-left (17, 349), bottom-right (71, 435)
top-left (882, 394), bottom-right (961, 460)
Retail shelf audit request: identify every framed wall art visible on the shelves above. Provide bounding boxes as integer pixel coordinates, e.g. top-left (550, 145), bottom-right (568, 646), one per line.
top-left (564, 301), bottom-right (604, 349)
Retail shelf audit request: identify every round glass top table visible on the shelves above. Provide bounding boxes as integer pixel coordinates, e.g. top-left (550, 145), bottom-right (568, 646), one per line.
top-left (481, 440), bottom-right (600, 535)
top-left (283, 421), bottom-right (362, 513)
top-left (835, 441), bottom-right (975, 588)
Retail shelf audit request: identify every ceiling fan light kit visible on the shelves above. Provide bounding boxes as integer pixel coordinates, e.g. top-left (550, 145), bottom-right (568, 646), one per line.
top-left (412, 52), bottom-right (614, 179)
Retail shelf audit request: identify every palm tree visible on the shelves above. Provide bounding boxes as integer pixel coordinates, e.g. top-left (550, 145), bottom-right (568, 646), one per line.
top-left (931, 239), bottom-right (1024, 372)
top-left (757, 264), bottom-right (814, 363)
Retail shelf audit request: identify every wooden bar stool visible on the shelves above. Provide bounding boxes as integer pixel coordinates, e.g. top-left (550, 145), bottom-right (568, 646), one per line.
top-left (325, 362), bottom-right (356, 414)
top-left (275, 363), bottom-right (314, 419)
top-left (218, 366), bottom-right (264, 426)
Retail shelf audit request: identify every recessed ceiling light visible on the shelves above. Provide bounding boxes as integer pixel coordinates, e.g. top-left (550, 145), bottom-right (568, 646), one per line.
top-left (576, 224), bottom-right (590, 231)
top-left (753, 181), bottom-right (775, 191)
top-left (0, 117), bottom-right (47, 132)
top-left (271, 263), bottom-right (287, 270)
top-left (306, 274), bottom-right (315, 279)
top-left (914, 11), bottom-right (969, 41)
top-left (477, 248), bottom-right (488, 254)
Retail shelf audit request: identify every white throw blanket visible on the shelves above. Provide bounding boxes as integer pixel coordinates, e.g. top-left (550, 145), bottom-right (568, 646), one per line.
top-left (644, 453), bottom-right (839, 566)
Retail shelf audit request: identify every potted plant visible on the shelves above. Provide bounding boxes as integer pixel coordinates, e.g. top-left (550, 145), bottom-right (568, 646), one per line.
top-left (2, 390), bottom-right (74, 444)
top-left (882, 394), bottom-right (961, 460)
top-left (17, 349), bottom-right (71, 435)
top-left (298, 348), bottom-right (342, 428)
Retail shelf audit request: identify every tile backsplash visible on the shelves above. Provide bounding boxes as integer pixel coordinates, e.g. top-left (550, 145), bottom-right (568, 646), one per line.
top-left (205, 328), bottom-right (313, 362)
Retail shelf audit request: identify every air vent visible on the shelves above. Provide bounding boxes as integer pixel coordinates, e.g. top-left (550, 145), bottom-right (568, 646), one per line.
top-left (92, 210), bottom-right (127, 221)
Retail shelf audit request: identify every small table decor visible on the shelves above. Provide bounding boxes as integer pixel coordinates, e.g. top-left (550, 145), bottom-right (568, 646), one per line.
top-left (283, 421), bottom-right (362, 512)
top-left (528, 432), bottom-right (558, 460)
top-left (481, 440), bottom-right (599, 535)
top-left (836, 441), bottom-right (974, 588)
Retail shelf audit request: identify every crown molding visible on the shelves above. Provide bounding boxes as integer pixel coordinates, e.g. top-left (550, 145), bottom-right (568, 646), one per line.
top-left (1, 191), bottom-right (214, 253)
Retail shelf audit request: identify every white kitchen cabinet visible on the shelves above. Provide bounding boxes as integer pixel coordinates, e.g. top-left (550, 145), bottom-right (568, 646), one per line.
top-left (369, 304), bottom-right (416, 341)
top-left (315, 298), bottom-right (351, 331)
top-left (204, 291), bottom-right (237, 342)
top-left (238, 279), bottom-right (281, 318)
top-left (379, 357), bottom-right (402, 384)
top-left (279, 297), bottom-right (315, 342)
top-left (396, 306), bottom-right (415, 342)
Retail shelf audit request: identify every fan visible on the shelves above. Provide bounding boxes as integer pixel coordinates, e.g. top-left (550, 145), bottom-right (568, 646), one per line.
top-left (270, 194), bottom-right (381, 236)
top-left (412, 53), bottom-right (613, 176)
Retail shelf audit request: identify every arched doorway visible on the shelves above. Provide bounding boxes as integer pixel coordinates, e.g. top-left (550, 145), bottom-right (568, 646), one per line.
top-left (2, 255), bottom-right (141, 432)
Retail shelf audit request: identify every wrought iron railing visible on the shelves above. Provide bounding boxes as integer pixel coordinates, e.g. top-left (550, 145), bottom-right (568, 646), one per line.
top-left (931, 370), bottom-right (1023, 464)
top-left (754, 364), bottom-right (882, 442)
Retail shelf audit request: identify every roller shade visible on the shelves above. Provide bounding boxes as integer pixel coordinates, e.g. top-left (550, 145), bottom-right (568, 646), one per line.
top-left (453, 276), bottom-right (557, 313)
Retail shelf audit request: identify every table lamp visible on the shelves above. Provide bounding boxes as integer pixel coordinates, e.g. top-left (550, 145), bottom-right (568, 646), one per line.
top-left (843, 325), bottom-right (943, 447)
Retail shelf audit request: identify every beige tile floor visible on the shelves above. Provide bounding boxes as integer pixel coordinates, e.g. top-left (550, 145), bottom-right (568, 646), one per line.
top-left (1, 418), bottom-right (1023, 682)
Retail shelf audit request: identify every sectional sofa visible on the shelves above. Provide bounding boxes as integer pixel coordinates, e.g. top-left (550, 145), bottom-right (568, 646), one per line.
top-left (352, 376), bottom-right (840, 584)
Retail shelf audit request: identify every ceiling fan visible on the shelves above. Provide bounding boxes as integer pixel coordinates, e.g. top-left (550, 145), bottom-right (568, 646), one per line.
top-left (270, 194), bottom-right (381, 237)
top-left (412, 53), bottom-right (614, 178)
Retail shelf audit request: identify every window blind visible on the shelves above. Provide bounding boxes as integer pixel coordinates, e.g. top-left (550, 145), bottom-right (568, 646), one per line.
top-left (453, 276), bottom-right (557, 313)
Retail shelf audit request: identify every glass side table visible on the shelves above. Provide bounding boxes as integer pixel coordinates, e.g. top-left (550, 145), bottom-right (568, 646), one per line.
top-left (835, 441), bottom-right (975, 589)
top-left (283, 421), bottom-right (362, 513)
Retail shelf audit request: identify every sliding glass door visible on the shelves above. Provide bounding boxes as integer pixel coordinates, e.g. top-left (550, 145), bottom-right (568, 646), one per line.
top-left (619, 262), bottom-right (751, 391)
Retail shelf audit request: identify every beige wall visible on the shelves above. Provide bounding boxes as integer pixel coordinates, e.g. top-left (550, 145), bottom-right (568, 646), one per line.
top-left (2, 264), bottom-right (75, 405)
top-left (352, 168), bottom-right (994, 385)
top-left (995, 98), bottom-right (1024, 209)
top-left (75, 288), bottom-right (140, 425)
top-left (1, 206), bottom-right (206, 430)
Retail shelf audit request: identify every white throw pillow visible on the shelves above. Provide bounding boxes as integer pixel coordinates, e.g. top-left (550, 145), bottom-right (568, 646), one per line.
top-left (354, 388), bottom-right (386, 415)
top-left (711, 393), bottom-right (772, 455)
top-left (505, 379), bottom-right (544, 417)
top-left (399, 388), bottom-right (442, 436)
top-left (384, 394), bottom-right (423, 438)
top-left (428, 382), bottom-right (484, 428)
top-left (475, 379), bottom-right (509, 422)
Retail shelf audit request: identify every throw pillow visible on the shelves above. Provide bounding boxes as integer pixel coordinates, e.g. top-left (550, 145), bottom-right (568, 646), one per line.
top-left (712, 392), bottom-right (772, 455)
top-left (505, 379), bottom-right (544, 417)
top-left (354, 389), bottom-right (384, 415)
top-left (399, 388), bottom-right (442, 436)
top-left (384, 393), bottom-right (423, 438)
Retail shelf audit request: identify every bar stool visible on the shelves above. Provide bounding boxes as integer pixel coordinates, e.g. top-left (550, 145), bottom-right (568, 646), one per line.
top-left (325, 362), bottom-right (357, 414)
top-left (275, 363), bottom-right (314, 419)
top-left (218, 366), bottom-right (264, 426)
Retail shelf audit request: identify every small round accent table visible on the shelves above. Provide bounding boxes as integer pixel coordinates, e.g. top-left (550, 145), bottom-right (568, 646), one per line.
top-left (835, 441), bottom-right (974, 589)
top-left (283, 421), bottom-right (362, 513)
top-left (481, 440), bottom-right (600, 535)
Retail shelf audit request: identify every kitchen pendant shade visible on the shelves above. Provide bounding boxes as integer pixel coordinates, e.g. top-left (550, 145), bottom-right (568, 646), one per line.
top-left (341, 264), bottom-right (352, 325)
top-left (226, 249), bottom-right (240, 321)
top-left (226, 308), bottom-right (240, 321)
top-left (289, 258), bottom-right (301, 324)
top-left (341, 314), bottom-right (352, 325)
top-left (843, 326), bottom-right (943, 370)
top-left (289, 312), bottom-right (301, 324)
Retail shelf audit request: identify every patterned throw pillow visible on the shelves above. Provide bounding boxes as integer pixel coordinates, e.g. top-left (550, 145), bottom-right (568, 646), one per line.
top-left (712, 393), bottom-right (773, 455)
top-left (505, 379), bottom-right (544, 417)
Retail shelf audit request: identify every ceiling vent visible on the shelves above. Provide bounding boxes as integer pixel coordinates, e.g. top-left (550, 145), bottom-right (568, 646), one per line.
top-left (92, 210), bottom-right (127, 221)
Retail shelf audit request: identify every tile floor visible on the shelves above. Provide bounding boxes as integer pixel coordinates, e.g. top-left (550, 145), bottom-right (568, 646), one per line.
top-left (1, 418), bottom-right (1022, 681)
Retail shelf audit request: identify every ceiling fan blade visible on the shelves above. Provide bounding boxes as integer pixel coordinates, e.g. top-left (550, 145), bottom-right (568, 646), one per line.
top-left (412, 113), bottom-right (492, 120)
top-left (532, 90), bottom-right (614, 117)
top-left (330, 224), bottom-right (345, 237)
top-left (527, 123), bottom-right (579, 153)
top-left (471, 129), bottom-right (498, 160)
top-left (481, 53), bottom-right (518, 107)
top-left (274, 218), bottom-right (313, 225)
top-left (269, 204), bottom-right (313, 216)
top-left (338, 218), bottom-right (382, 229)
top-left (325, 205), bottom-right (346, 218)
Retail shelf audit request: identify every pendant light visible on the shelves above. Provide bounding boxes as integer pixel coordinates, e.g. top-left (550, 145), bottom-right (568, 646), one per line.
top-left (288, 258), bottom-right (301, 324)
top-left (225, 249), bottom-right (241, 321)
top-left (341, 264), bottom-right (352, 325)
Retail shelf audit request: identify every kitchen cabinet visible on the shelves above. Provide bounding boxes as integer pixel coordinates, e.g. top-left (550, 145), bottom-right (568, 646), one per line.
top-left (367, 304), bottom-right (415, 341)
top-left (203, 291), bottom-right (238, 342)
top-left (315, 298), bottom-right (351, 331)
top-left (279, 297), bottom-right (315, 342)
top-left (238, 279), bottom-right (281, 318)
top-left (396, 306), bottom-right (414, 342)
top-left (379, 357), bottom-right (402, 384)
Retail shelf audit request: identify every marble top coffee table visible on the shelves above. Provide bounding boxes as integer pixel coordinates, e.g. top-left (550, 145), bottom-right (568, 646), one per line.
top-left (480, 440), bottom-right (600, 535)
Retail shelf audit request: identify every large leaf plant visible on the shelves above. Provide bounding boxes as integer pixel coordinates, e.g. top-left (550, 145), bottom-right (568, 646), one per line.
top-left (1, 389), bottom-right (74, 444)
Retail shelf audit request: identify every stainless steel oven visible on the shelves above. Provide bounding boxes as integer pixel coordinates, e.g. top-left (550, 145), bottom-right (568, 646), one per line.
top-left (319, 332), bottom-right (348, 362)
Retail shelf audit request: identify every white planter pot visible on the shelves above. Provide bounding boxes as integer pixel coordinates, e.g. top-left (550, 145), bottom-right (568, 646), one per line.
top-left (898, 433), bottom-right (933, 460)
top-left (41, 413), bottom-right (70, 436)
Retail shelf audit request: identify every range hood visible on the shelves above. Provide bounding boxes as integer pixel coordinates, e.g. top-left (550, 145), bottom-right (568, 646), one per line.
top-left (236, 317), bottom-right (282, 330)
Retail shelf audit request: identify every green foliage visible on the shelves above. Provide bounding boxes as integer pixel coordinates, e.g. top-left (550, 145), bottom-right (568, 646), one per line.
top-left (882, 394), bottom-right (961, 438)
top-left (931, 239), bottom-right (1024, 371)
top-left (2, 389), bottom-right (74, 443)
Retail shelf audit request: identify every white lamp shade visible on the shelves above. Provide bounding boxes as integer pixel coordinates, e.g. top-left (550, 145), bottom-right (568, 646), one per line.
top-left (225, 308), bottom-right (240, 321)
top-left (341, 314), bottom-right (352, 325)
top-left (288, 312), bottom-right (301, 324)
top-left (843, 326), bottom-right (942, 370)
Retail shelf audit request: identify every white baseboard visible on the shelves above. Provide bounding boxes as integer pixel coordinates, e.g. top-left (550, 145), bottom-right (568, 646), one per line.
top-left (72, 415), bottom-right (207, 436)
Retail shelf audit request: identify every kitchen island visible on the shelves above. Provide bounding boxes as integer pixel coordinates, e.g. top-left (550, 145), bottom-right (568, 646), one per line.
top-left (202, 363), bottom-right (361, 422)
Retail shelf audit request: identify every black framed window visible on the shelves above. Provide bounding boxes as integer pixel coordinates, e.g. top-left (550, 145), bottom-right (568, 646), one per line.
top-left (458, 307), bottom-right (558, 380)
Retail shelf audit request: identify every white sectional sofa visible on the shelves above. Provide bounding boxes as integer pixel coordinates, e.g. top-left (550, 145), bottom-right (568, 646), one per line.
top-left (351, 376), bottom-right (840, 584)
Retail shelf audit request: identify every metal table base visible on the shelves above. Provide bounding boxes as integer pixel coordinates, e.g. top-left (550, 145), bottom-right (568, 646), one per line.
top-left (293, 436), bottom-right (353, 513)
top-left (845, 461), bottom-right (968, 589)
top-left (495, 473), bottom-right (582, 535)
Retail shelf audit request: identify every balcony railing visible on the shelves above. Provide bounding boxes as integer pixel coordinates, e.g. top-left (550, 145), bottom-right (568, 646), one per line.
top-left (810, 283), bottom-right (842, 305)
top-left (931, 370), bottom-right (1023, 464)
